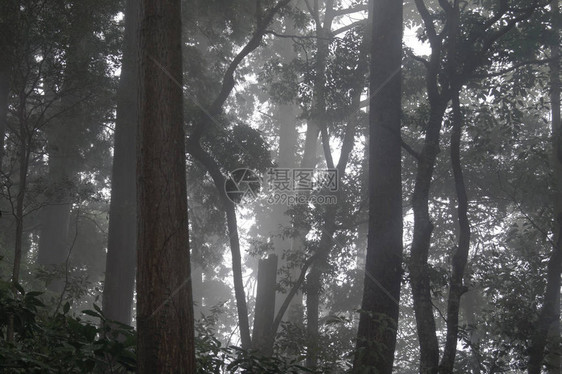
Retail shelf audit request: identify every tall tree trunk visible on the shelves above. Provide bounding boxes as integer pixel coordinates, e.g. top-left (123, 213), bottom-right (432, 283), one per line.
top-left (7, 61), bottom-right (33, 343)
top-left (269, 102), bottom-right (299, 323)
top-left (37, 4), bottom-right (93, 292)
top-left (12, 90), bottom-right (31, 286)
top-left (439, 92), bottom-right (471, 374)
top-left (528, 1), bottom-right (562, 372)
top-left (225, 203), bottom-right (252, 349)
top-left (187, 142), bottom-right (252, 349)
top-left (252, 254), bottom-right (278, 356)
top-left (0, 65), bottom-right (8, 170)
top-left (0, 0), bottom-right (16, 170)
top-left (305, 205), bottom-right (337, 369)
top-left (408, 1), bottom-right (542, 372)
top-left (137, 0), bottom-right (195, 371)
top-left (461, 285), bottom-right (482, 374)
top-left (352, 0), bottom-right (403, 372)
top-left (409, 104), bottom-right (447, 374)
top-left (185, 0), bottom-right (291, 350)
top-left (303, 2), bottom-right (334, 368)
top-left (102, 0), bottom-right (139, 326)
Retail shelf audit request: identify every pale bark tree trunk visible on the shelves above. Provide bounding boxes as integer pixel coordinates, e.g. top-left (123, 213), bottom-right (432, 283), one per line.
top-left (136, 0), bottom-right (195, 371)
top-left (253, 96), bottom-right (299, 354)
top-left (528, 1), bottom-right (562, 372)
top-left (102, 0), bottom-right (139, 326)
top-left (352, 0), bottom-right (403, 372)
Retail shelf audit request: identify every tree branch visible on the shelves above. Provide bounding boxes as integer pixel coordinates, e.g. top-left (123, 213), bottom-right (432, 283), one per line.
top-left (402, 139), bottom-right (421, 161)
top-left (472, 57), bottom-right (554, 78)
top-left (190, 0), bottom-right (292, 142)
top-left (333, 4), bottom-right (368, 17)
top-left (331, 19), bottom-right (367, 37)
top-left (414, 0), bottom-right (439, 45)
top-left (406, 48), bottom-right (430, 68)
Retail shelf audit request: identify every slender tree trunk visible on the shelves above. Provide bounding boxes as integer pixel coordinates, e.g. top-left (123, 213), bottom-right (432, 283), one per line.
top-left (303, 3), bottom-right (334, 368)
top-left (252, 254), bottom-right (278, 356)
top-left (187, 142), bottom-right (252, 349)
top-left (191, 241), bottom-right (203, 318)
top-left (528, 1), bottom-right (562, 371)
top-left (0, 69), bottom-right (8, 170)
top-left (184, 0), bottom-right (291, 350)
top-left (439, 92), bottom-right (471, 374)
top-left (270, 102), bottom-right (299, 323)
top-left (137, 0), bottom-right (195, 371)
top-left (12, 91), bottom-right (30, 286)
top-left (352, 0), bottom-right (403, 372)
top-left (102, 0), bottom-right (139, 326)
top-left (7, 73), bottom-right (33, 343)
top-left (0, 0), bottom-right (16, 170)
top-left (409, 103), bottom-right (448, 374)
top-left (305, 205), bottom-right (337, 369)
top-left (37, 4), bottom-right (93, 292)
top-left (461, 286), bottom-right (482, 374)
top-left (225, 203), bottom-right (252, 349)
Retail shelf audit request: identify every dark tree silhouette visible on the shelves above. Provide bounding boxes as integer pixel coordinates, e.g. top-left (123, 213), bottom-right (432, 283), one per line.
top-left (352, 0), bottom-right (403, 372)
top-left (136, 0), bottom-right (195, 371)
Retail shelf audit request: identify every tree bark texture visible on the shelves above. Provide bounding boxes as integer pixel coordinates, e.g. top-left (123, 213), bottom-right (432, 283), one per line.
top-left (352, 0), bottom-right (403, 372)
top-left (252, 254), bottom-right (278, 356)
top-left (102, 0), bottom-right (139, 326)
top-left (137, 0), bottom-right (195, 371)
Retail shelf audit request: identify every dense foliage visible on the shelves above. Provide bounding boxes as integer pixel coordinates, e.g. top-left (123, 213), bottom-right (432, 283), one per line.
top-left (0, 0), bottom-right (561, 372)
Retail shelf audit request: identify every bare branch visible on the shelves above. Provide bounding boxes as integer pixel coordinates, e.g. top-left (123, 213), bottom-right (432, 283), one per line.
top-left (190, 0), bottom-right (292, 142)
top-left (265, 30), bottom-right (331, 40)
top-left (333, 4), bottom-right (368, 17)
top-left (331, 19), bottom-right (367, 36)
top-left (402, 139), bottom-right (421, 161)
top-left (406, 48), bottom-right (430, 68)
